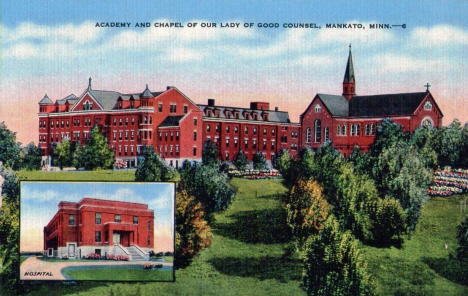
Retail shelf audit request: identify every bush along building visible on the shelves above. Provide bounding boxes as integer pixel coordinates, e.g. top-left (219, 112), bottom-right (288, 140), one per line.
top-left (38, 46), bottom-right (443, 165)
top-left (43, 198), bottom-right (154, 261)
top-left (300, 46), bottom-right (443, 156)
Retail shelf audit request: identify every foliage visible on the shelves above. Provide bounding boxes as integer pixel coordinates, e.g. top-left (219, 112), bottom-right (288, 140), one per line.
top-left (0, 122), bottom-right (21, 169)
top-left (232, 150), bottom-right (248, 171)
top-left (135, 146), bottom-right (175, 182)
top-left (175, 189), bottom-right (212, 268)
top-left (333, 163), bottom-right (377, 241)
top-left (54, 139), bottom-right (73, 170)
top-left (409, 125), bottom-right (439, 169)
top-left (367, 197), bottom-right (407, 246)
top-left (202, 139), bottom-right (220, 167)
top-left (179, 161), bottom-right (236, 221)
top-left (0, 166), bottom-right (20, 294)
top-left (286, 178), bottom-right (329, 250)
top-left (349, 145), bottom-right (372, 176)
top-left (438, 120), bottom-right (467, 168)
top-left (303, 216), bottom-right (376, 296)
top-left (369, 118), bottom-right (408, 158)
top-left (75, 127), bottom-right (115, 170)
top-left (19, 142), bottom-right (43, 170)
top-left (456, 216), bottom-right (468, 262)
top-left (252, 151), bottom-right (267, 170)
top-left (373, 143), bottom-right (432, 231)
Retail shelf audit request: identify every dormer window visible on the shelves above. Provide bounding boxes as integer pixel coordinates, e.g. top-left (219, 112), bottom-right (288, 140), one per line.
top-left (314, 104), bottom-right (322, 113)
top-left (424, 100), bottom-right (433, 110)
top-left (130, 99), bottom-right (135, 108)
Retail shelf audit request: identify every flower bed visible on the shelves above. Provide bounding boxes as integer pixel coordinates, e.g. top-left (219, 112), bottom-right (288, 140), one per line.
top-left (228, 169), bottom-right (281, 180)
top-left (83, 253), bottom-right (130, 261)
top-left (429, 169), bottom-right (468, 196)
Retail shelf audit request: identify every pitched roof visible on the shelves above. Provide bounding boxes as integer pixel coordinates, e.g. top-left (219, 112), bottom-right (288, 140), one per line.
top-left (317, 94), bottom-right (349, 116)
top-left (141, 85), bottom-right (154, 98)
top-left (39, 94), bottom-right (53, 105)
top-left (88, 90), bottom-right (123, 109)
top-left (197, 104), bottom-right (292, 123)
top-left (343, 47), bottom-right (355, 83)
top-left (349, 92), bottom-right (429, 116)
top-left (159, 115), bottom-right (185, 127)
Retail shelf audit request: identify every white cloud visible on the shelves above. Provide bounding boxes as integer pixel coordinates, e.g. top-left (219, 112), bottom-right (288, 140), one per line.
top-left (411, 25), bottom-right (468, 46)
top-left (316, 21), bottom-right (395, 45)
top-left (374, 53), bottom-right (453, 73)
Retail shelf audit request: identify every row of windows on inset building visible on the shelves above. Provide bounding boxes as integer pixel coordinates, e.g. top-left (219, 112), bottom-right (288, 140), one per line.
top-left (69, 213), bottom-right (151, 229)
top-left (206, 125), bottom-right (285, 136)
top-left (306, 120), bottom-right (377, 143)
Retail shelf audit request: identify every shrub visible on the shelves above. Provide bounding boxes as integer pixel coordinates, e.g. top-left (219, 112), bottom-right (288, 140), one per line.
top-left (135, 145), bottom-right (175, 182)
top-left (368, 198), bottom-right (407, 246)
top-left (253, 152), bottom-right (267, 170)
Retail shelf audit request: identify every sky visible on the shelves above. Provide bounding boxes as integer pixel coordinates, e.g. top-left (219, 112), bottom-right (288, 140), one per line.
top-left (1, 0), bottom-right (468, 145)
top-left (20, 181), bottom-right (174, 252)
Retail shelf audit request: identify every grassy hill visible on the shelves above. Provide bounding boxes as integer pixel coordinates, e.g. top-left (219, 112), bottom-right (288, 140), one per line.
top-left (15, 171), bottom-right (468, 295)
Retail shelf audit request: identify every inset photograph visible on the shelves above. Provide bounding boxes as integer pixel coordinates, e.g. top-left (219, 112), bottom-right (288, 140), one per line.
top-left (20, 181), bottom-right (174, 282)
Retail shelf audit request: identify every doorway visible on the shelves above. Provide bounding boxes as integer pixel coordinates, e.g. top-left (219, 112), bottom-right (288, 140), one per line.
top-left (113, 233), bottom-right (121, 245)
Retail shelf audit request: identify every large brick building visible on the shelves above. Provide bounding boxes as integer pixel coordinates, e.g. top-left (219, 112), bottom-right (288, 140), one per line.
top-left (300, 46), bottom-right (443, 156)
top-left (38, 47), bottom-right (443, 164)
top-left (43, 198), bottom-right (154, 260)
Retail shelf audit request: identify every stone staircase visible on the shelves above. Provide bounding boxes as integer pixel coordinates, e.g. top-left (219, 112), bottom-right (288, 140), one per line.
top-left (126, 246), bottom-right (146, 261)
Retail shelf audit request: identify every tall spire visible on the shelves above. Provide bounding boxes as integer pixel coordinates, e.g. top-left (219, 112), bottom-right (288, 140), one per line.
top-left (342, 44), bottom-right (356, 101)
top-left (88, 77), bottom-right (92, 90)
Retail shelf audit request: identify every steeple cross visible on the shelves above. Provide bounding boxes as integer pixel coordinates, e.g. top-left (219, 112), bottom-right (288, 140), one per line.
top-left (425, 82), bottom-right (431, 92)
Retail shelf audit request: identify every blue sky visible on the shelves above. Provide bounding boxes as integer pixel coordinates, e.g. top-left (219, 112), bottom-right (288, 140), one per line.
top-left (1, 1), bottom-right (468, 145)
top-left (20, 181), bottom-right (174, 252)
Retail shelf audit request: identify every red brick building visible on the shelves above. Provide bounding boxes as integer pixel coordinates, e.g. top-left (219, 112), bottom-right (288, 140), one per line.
top-left (300, 47), bottom-right (443, 156)
top-left (43, 198), bottom-right (154, 260)
top-left (38, 80), bottom-right (299, 167)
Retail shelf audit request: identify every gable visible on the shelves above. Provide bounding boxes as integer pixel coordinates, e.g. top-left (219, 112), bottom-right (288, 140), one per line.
top-left (70, 92), bottom-right (104, 111)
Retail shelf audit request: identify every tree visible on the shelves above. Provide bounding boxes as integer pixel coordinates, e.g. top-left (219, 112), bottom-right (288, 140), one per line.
top-left (0, 166), bottom-right (20, 294)
top-left (76, 127), bottom-right (115, 170)
top-left (409, 125), bottom-right (439, 169)
top-left (252, 151), bottom-right (267, 170)
top-left (232, 150), bottom-right (248, 171)
top-left (179, 162), bottom-right (236, 222)
top-left (369, 118), bottom-right (408, 158)
top-left (135, 146), bottom-right (175, 182)
top-left (175, 189), bottom-right (212, 268)
top-left (286, 178), bottom-right (329, 250)
top-left (202, 139), bottom-right (219, 167)
top-left (54, 139), bottom-right (73, 170)
top-left (303, 216), bottom-right (376, 296)
top-left (0, 122), bottom-right (21, 169)
top-left (368, 198), bottom-right (407, 247)
top-left (19, 142), bottom-right (43, 170)
top-left (438, 120), bottom-right (465, 168)
top-left (456, 216), bottom-right (468, 262)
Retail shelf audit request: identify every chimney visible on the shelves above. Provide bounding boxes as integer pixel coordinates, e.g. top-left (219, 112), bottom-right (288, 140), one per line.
top-left (166, 86), bottom-right (174, 90)
top-left (275, 107), bottom-right (279, 111)
top-left (207, 99), bottom-right (215, 107)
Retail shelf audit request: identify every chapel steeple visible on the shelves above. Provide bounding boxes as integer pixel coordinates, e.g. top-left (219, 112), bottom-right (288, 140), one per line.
top-left (342, 45), bottom-right (356, 101)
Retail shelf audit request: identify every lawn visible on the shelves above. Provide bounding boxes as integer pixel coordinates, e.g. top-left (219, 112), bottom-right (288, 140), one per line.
top-left (62, 267), bottom-right (173, 281)
top-left (16, 169), bottom-right (135, 181)
top-left (15, 171), bottom-right (468, 295)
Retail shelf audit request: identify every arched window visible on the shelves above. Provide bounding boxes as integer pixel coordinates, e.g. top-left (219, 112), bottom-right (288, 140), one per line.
top-left (351, 124), bottom-right (356, 136)
top-left (424, 100), bottom-right (433, 110)
top-left (314, 119), bottom-right (321, 143)
top-left (314, 104), bottom-right (322, 113)
top-left (370, 124), bottom-right (375, 135)
top-left (365, 124), bottom-right (370, 135)
top-left (306, 127), bottom-right (311, 143)
top-left (356, 124), bottom-right (361, 136)
top-left (337, 125), bottom-right (341, 135)
top-left (421, 117), bottom-right (434, 127)
top-left (324, 127), bottom-right (330, 141)
top-left (342, 125), bottom-right (347, 135)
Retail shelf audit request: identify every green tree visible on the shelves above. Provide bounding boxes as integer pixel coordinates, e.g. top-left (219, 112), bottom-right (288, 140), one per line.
top-left (202, 139), bottom-right (219, 167)
top-left (54, 139), bottom-right (73, 170)
top-left (368, 197), bottom-right (407, 247)
top-left (286, 178), bottom-right (329, 250)
top-left (303, 216), bottom-right (376, 296)
top-left (410, 125), bottom-right (439, 169)
top-left (135, 146), bottom-right (175, 182)
top-left (0, 166), bottom-right (20, 294)
top-left (438, 120), bottom-right (465, 168)
top-left (0, 122), bottom-right (21, 169)
top-left (175, 189), bottom-right (212, 268)
top-left (349, 145), bottom-right (372, 176)
top-left (179, 162), bottom-right (236, 222)
top-left (456, 216), bottom-right (468, 262)
top-left (252, 151), bottom-right (267, 170)
top-left (369, 118), bottom-right (408, 158)
top-left (232, 150), bottom-right (248, 171)
top-left (76, 127), bottom-right (115, 170)
top-left (19, 142), bottom-right (43, 170)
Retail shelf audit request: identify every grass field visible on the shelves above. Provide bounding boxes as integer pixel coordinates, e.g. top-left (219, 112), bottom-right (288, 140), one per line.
top-left (63, 268), bottom-right (173, 281)
top-left (15, 171), bottom-right (468, 295)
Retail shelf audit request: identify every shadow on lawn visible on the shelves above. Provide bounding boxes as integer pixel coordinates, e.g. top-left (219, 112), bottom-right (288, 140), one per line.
top-left (209, 256), bottom-right (302, 283)
top-left (422, 257), bottom-right (468, 286)
top-left (215, 209), bottom-right (292, 244)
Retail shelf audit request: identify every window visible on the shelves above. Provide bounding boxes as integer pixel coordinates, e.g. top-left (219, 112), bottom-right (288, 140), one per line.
top-left (226, 139), bottom-right (229, 147)
top-left (69, 215), bottom-right (75, 226)
top-left (194, 118), bottom-right (198, 126)
top-left (132, 117), bottom-right (135, 125)
top-left (253, 139), bottom-right (257, 149)
top-left (272, 129), bottom-right (275, 135)
top-left (342, 125), bottom-right (347, 135)
top-left (113, 118), bottom-right (117, 126)
top-left (424, 100), bottom-right (433, 110)
top-left (95, 231), bottom-right (101, 243)
top-left (115, 214), bottom-right (121, 223)
top-left (253, 127), bottom-right (257, 135)
top-left (207, 125), bottom-right (211, 132)
top-left (119, 118), bottom-right (122, 126)
top-left (193, 147), bottom-right (197, 156)
top-left (133, 216), bottom-right (139, 224)
top-left (148, 220), bottom-right (151, 230)
top-left (51, 121), bottom-right (54, 128)
top-left (159, 103), bottom-right (163, 112)
top-left (244, 139), bottom-right (248, 149)
top-left (235, 126), bottom-right (238, 133)
top-left (244, 127), bottom-right (248, 134)
top-left (194, 131), bottom-right (197, 140)
top-left (226, 126), bottom-right (230, 133)
top-left (324, 127), bottom-right (330, 141)
top-left (356, 124), bottom-right (361, 136)
top-left (119, 131), bottom-right (122, 141)
top-left (370, 124), bottom-right (375, 135)
top-left (314, 119), bottom-right (321, 143)
top-left (125, 131), bottom-right (128, 140)
top-left (184, 105), bottom-right (188, 114)
top-left (149, 116), bottom-right (152, 124)
top-left (271, 140), bottom-right (275, 150)
top-left (314, 104), bottom-right (322, 113)
top-left (337, 125), bottom-right (341, 135)
top-left (131, 131), bottom-right (134, 141)
top-left (263, 140), bottom-right (267, 149)
top-left (176, 132), bottom-right (179, 140)
top-left (66, 120), bottom-right (69, 127)
top-left (95, 213), bottom-right (101, 224)
top-left (125, 118), bottom-right (129, 125)
top-left (215, 125), bottom-right (219, 133)
top-left (306, 127), bottom-right (311, 143)
top-left (365, 124), bottom-right (370, 135)
top-left (263, 128), bottom-right (267, 135)
top-left (422, 117), bottom-right (434, 127)
top-left (148, 235), bottom-right (151, 246)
